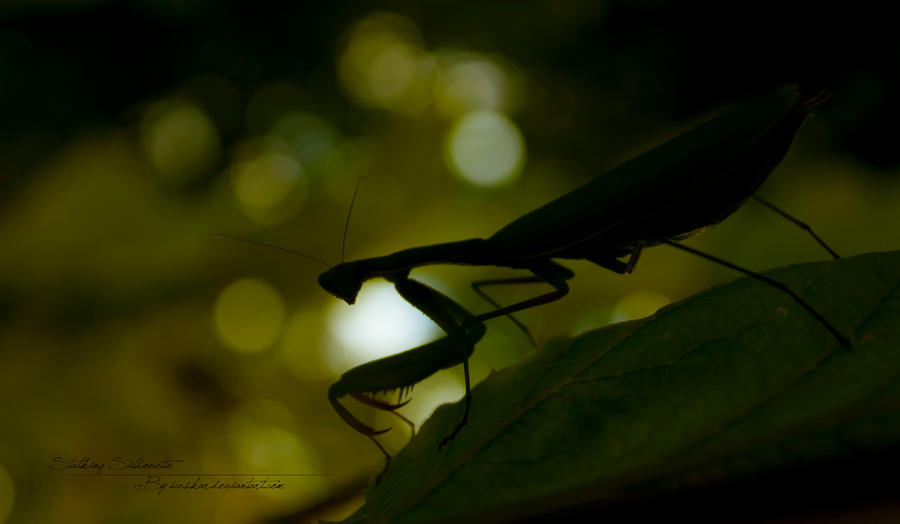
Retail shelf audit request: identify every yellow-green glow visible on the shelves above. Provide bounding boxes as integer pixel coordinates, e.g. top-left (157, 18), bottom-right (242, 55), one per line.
top-left (227, 405), bottom-right (325, 501)
top-left (445, 110), bottom-right (525, 187)
top-left (0, 464), bottom-right (12, 524)
top-left (400, 369), bottom-right (464, 426)
top-left (337, 13), bottom-right (433, 113)
top-left (434, 54), bottom-right (510, 118)
top-left (229, 151), bottom-right (307, 225)
top-left (280, 310), bottom-right (333, 382)
top-left (214, 278), bottom-right (286, 353)
top-left (570, 309), bottom-right (614, 336)
top-left (325, 281), bottom-right (440, 373)
top-left (141, 100), bottom-right (220, 182)
top-left (611, 291), bottom-right (672, 322)
top-left (368, 41), bottom-right (418, 100)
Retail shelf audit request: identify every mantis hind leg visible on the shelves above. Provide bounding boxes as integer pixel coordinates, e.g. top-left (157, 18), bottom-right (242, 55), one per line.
top-left (752, 195), bottom-right (840, 259)
top-left (662, 239), bottom-right (850, 347)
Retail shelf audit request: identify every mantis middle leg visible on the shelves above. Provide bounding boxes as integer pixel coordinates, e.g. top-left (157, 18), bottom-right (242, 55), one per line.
top-left (470, 259), bottom-right (575, 327)
top-left (468, 246), bottom-right (641, 353)
top-left (472, 276), bottom-right (544, 346)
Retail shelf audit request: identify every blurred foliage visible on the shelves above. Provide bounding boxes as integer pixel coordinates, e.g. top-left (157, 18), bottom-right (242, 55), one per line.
top-left (0, 1), bottom-right (898, 523)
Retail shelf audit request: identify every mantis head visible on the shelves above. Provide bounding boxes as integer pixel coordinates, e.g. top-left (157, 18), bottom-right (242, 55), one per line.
top-left (318, 262), bottom-right (366, 305)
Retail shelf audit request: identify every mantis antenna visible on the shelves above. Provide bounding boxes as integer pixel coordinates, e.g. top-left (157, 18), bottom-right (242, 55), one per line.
top-left (215, 178), bottom-right (371, 268)
top-left (212, 233), bottom-right (333, 269)
top-left (342, 176), bottom-right (369, 264)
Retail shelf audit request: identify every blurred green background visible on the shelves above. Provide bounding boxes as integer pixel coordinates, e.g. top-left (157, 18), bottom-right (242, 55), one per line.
top-left (0, 1), bottom-right (897, 522)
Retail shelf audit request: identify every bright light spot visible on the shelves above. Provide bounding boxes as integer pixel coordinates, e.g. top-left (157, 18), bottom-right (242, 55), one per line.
top-left (325, 281), bottom-right (441, 372)
top-left (610, 291), bottom-right (672, 323)
top-left (141, 99), bottom-right (220, 183)
top-left (229, 151), bottom-right (307, 225)
top-left (445, 110), bottom-right (525, 187)
top-left (337, 13), bottom-right (434, 113)
top-left (214, 278), bottom-right (286, 353)
top-left (434, 54), bottom-right (510, 118)
top-left (0, 464), bottom-right (12, 524)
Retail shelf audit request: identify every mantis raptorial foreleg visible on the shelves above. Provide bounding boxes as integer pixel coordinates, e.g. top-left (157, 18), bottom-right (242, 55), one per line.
top-left (330, 261), bottom-right (576, 473)
top-left (329, 328), bottom-right (485, 480)
top-left (350, 392), bottom-right (416, 436)
top-left (329, 273), bottom-right (487, 478)
top-left (387, 274), bottom-right (489, 450)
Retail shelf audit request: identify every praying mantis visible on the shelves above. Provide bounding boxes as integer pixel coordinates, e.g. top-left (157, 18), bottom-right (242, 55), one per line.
top-left (271, 84), bottom-right (847, 481)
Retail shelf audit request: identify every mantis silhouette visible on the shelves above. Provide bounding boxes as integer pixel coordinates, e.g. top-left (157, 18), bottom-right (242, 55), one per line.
top-left (302, 85), bottom-right (847, 481)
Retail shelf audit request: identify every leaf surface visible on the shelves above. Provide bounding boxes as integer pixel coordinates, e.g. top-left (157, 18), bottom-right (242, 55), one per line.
top-left (341, 250), bottom-right (900, 523)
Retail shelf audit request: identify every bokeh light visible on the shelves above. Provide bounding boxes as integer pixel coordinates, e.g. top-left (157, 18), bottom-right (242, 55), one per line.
top-left (141, 99), bottom-right (221, 183)
top-left (214, 278), bottom-right (287, 353)
top-left (610, 291), bottom-right (672, 322)
top-left (444, 110), bottom-right (525, 187)
top-left (337, 12), bottom-right (434, 113)
top-left (229, 141), bottom-right (308, 225)
top-left (325, 281), bottom-right (441, 372)
top-left (227, 399), bottom-right (326, 503)
top-left (433, 53), bottom-right (514, 118)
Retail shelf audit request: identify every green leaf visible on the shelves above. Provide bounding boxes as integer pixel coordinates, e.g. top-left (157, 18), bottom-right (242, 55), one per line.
top-left (341, 250), bottom-right (900, 523)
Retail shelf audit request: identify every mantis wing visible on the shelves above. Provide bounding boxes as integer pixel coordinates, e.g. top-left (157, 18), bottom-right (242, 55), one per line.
top-left (488, 84), bottom-right (805, 258)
